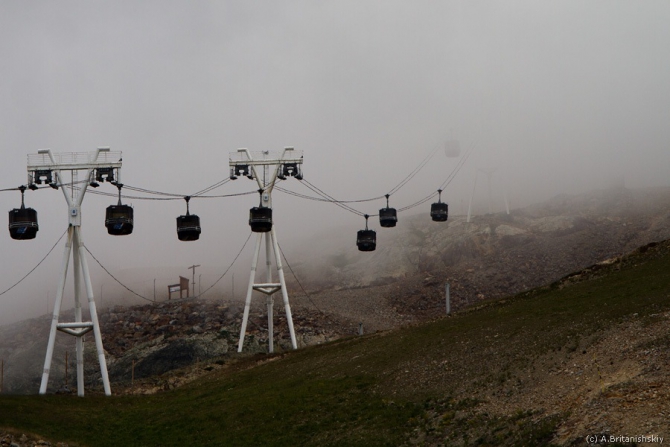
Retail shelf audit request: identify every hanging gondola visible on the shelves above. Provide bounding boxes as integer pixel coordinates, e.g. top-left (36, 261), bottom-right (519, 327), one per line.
top-left (8, 186), bottom-right (39, 240)
top-left (356, 214), bottom-right (376, 251)
top-left (379, 194), bottom-right (397, 228)
top-left (105, 183), bottom-right (134, 235)
top-left (249, 190), bottom-right (272, 232)
top-left (430, 189), bottom-right (448, 222)
top-left (176, 196), bottom-right (201, 241)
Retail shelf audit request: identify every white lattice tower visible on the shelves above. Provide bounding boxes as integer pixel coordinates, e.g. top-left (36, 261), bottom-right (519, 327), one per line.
top-left (30, 148), bottom-right (122, 396)
top-left (230, 148), bottom-right (303, 353)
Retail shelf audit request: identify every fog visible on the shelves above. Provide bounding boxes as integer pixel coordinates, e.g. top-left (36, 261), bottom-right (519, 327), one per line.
top-left (1, 1), bottom-right (669, 325)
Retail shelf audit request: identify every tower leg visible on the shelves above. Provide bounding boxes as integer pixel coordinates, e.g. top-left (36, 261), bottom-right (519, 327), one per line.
top-left (467, 171), bottom-right (478, 223)
top-left (76, 227), bottom-right (111, 396)
top-left (238, 233), bottom-right (263, 353)
top-left (265, 233), bottom-right (274, 354)
top-left (39, 227), bottom-right (74, 395)
top-left (271, 227), bottom-right (297, 349)
top-left (504, 185), bottom-right (510, 215)
top-left (72, 230), bottom-right (85, 396)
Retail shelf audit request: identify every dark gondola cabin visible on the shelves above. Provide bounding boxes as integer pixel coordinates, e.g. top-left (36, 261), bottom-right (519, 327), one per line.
top-left (105, 205), bottom-right (134, 235)
top-left (249, 206), bottom-right (272, 232)
top-left (177, 214), bottom-right (201, 240)
top-left (8, 186), bottom-right (39, 240)
top-left (430, 189), bottom-right (448, 222)
top-left (177, 196), bottom-right (201, 241)
top-left (249, 190), bottom-right (272, 232)
top-left (356, 229), bottom-right (376, 251)
top-left (106, 183), bottom-right (133, 235)
top-left (356, 214), bottom-right (376, 251)
top-left (379, 194), bottom-right (397, 228)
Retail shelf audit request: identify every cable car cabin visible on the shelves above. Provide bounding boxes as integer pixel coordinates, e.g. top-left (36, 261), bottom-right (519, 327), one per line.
top-left (356, 229), bottom-right (376, 251)
top-left (8, 207), bottom-right (39, 240)
top-left (105, 205), bottom-right (134, 235)
top-left (430, 202), bottom-right (448, 222)
top-left (177, 214), bottom-right (201, 241)
top-left (379, 207), bottom-right (397, 228)
top-left (249, 206), bottom-right (272, 232)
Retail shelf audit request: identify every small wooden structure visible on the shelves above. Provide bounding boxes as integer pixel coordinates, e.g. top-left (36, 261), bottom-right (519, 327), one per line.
top-left (168, 276), bottom-right (189, 300)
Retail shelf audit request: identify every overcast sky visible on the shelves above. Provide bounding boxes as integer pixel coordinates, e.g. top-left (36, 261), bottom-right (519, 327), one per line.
top-left (1, 1), bottom-right (669, 324)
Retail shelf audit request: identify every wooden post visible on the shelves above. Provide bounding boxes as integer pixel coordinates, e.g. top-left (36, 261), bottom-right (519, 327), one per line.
top-left (65, 351), bottom-right (68, 388)
top-left (1, 359), bottom-right (4, 393)
top-left (131, 359), bottom-right (135, 387)
top-left (445, 283), bottom-right (451, 315)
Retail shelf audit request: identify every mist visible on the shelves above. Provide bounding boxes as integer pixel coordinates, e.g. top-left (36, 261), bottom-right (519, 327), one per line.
top-left (1, 1), bottom-right (670, 325)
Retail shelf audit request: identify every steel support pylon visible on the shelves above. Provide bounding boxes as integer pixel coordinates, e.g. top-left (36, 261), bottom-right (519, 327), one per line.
top-left (31, 148), bottom-right (120, 396)
top-left (231, 148), bottom-right (302, 353)
top-left (237, 228), bottom-right (298, 353)
top-left (39, 226), bottom-right (111, 396)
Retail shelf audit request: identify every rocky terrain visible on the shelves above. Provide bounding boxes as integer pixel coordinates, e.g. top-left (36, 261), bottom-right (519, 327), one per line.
top-left (1, 186), bottom-right (669, 399)
top-left (0, 298), bottom-right (349, 395)
top-left (290, 186), bottom-right (670, 330)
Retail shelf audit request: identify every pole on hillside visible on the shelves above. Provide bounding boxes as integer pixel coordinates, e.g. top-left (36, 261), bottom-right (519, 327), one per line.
top-left (64, 350), bottom-right (69, 391)
top-left (446, 283), bottom-right (451, 315)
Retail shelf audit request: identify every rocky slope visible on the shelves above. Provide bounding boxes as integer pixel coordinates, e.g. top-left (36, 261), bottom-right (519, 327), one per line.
top-left (0, 299), bottom-right (347, 394)
top-left (1, 186), bottom-right (669, 396)
top-left (289, 186), bottom-right (670, 329)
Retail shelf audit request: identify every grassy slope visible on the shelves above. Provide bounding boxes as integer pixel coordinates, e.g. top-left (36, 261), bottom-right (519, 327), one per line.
top-left (2, 242), bottom-right (670, 446)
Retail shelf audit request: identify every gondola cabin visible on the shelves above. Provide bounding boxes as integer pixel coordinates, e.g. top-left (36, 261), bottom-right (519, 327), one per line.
top-left (430, 189), bottom-right (448, 222)
top-left (379, 195), bottom-right (397, 227)
top-left (430, 202), bottom-right (448, 222)
top-left (177, 214), bottom-right (201, 241)
top-left (177, 197), bottom-right (201, 241)
top-left (8, 207), bottom-right (39, 240)
top-left (105, 205), bottom-right (134, 235)
top-left (379, 207), bottom-right (397, 227)
top-left (356, 229), bottom-right (376, 251)
top-left (249, 206), bottom-right (272, 232)
top-left (357, 214), bottom-right (376, 251)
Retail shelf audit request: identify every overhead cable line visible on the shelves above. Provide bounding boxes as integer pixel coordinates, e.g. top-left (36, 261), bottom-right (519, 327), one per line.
top-left (273, 142), bottom-right (441, 214)
top-left (0, 229), bottom-right (68, 297)
top-left (199, 231), bottom-right (252, 298)
top-left (397, 146), bottom-right (473, 213)
top-left (299, 178), bottom-right (370, 217)
top-left (190, 178), bottom-right (231, 197)
top-left (278, 146), bottom-right (472, 218)
top-left (386, 142), bottom-right (442, 196)
top-left (275, 142), bottom-right (453, 217)
top-left (277, 242), bottom-right (331, 320)
top-left (85, 185), bottom-right (258, 201)
top-left (84, 232), bottom-right (252, 303)
top-left (274, 185), bottom-right (384, 204)
top-left (83, 246), bottom-right (155, 303)
top-left (96, 177), bottom-right (233, 200)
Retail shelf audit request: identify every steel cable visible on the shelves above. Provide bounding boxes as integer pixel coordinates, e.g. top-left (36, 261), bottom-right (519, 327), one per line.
top-left (0, 229), bottom-right (68, 297)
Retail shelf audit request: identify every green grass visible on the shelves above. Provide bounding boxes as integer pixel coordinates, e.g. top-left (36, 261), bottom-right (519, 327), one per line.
top-left (2, 242), bottom-right (670, 446)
